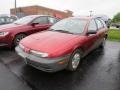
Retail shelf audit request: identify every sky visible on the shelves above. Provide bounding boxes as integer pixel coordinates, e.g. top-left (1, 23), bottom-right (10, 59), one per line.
top-left (0, 0), bottom-right (120, 18)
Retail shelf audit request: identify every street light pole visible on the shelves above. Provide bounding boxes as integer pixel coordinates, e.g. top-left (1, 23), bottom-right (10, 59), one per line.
top-left (15, 0), bottom-right (17, 15)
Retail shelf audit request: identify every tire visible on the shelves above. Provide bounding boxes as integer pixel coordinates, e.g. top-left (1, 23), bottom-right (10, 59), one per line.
top-left (66, 49), bottom-right (81, 71)
top-left (99, 38), bottom-right (106, 48)
top-left (13, 34), bottom-right (26, 46)
top-left (116, 26), bottom-right (120, 28)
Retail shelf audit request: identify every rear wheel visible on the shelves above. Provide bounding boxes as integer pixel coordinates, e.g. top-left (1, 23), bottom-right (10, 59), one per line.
top-left (99, 38), bottom-right (106, 48)
top-left (67, 49), bottom-right (81, 71)
top-left (13, 34), bottom-right (26, 46)
top-left (116, 26), bottom-right (120, 28)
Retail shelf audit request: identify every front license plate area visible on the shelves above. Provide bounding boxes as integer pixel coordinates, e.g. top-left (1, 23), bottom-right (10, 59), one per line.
top-left (18, 52), bottom-right (28, 59)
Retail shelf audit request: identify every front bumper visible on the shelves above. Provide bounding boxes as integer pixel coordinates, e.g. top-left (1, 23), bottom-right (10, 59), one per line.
top-left (15, 46), bottom-right (70, 72)
top-left (0, 36), bottom-right (9, 47)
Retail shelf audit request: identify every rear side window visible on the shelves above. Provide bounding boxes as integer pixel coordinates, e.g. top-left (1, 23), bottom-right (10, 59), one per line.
top-left (32, 17), bottom-right (48, 24)
top-left (88, 20), bottom-right (97, 31)
top-left (6, 17), bottom-right (11, 23)
top-left (48, 17), bottom-right (58, 24)
top-left (100, 19), bottom-right (106, 27)
top-left (95, 19), bottom-right (104, 29)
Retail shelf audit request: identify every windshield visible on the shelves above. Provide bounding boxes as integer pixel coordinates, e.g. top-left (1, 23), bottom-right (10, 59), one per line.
top-left (13, 16), bottom-right (34, 24)
top-left (50, 18), bottom-right (87, 34)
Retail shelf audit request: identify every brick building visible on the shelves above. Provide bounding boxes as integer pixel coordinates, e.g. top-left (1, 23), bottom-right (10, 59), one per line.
top-left (10, 5), bottom-right (73, 19)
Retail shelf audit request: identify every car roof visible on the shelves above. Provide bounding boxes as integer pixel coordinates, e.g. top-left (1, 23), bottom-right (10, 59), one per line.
top-left (26, 15), bottom-right (55, 18)
top-left (93, 15), bottom-right (110, 21)
top-left (69, 16), bottom-right (94, 20)
top-left (69, 16), bottom-right (106, 21)
top-left (0, 14), bottom-right (17, 17)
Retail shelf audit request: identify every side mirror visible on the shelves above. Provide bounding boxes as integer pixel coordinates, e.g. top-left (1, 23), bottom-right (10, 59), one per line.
top-left (31, 23), bottom-right (39, 26)
top-left (87, 30), bottom-right (97, 35)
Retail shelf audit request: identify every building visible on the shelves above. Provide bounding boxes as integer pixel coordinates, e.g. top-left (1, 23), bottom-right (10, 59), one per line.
top-left (10, 5), bottom-right (73, 19)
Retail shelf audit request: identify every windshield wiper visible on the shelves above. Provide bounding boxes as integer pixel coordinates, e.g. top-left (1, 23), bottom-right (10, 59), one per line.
top-left (14, 23), bottom-right (20, 25)
top-left (55, 30), bottom-right (74, 34)
top-left (49, 29), bottom-right (73, 34)
top-left (48, 29), bottom-right (55, 31)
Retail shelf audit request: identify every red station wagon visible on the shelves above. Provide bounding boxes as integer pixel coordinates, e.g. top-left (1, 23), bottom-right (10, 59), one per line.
top-left (0, 15), bottom-right (59, 47)
top-left (16, 16), bottom-right (108, 72)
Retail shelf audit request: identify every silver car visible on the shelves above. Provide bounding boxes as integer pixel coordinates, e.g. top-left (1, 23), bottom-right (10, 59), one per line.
top-left (0, 15), bottom-right (18, 25)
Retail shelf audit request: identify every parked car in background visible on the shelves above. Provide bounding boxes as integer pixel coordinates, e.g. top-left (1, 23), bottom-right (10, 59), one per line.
top-left (0, 15), bottom-right (59, 47)
top-left (112, 22), bottom-right (120, 28)
top-left (0, 14), bottom-right (18, 25)
top-left (94, 15), bottom-right (111, 28)
top-left (16, 16), bottom-right (108, 72)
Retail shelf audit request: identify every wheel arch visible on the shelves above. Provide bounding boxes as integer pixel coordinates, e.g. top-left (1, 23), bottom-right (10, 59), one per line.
top-left (14, 32), bottom-right (27, 38)
top-left (72, 45), bottom-right (85, 58)
top-left (12, 32), bottom-right (27, 46)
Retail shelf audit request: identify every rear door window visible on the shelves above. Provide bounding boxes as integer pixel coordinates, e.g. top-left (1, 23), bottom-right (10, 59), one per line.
top-left (95, 19), bottom-right (104, 29)
top-left (32, 17), bottom-right (49, 24)
top-left (88, 19), bottom-right (97, 31)
top-left (48, 17), bottom-right (58, 24)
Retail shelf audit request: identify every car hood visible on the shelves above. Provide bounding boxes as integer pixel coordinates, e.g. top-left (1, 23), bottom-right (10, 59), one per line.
top-left (0, 23), bottom-right (24, 32)
top-left (21, 31), bottom-right (86, 57)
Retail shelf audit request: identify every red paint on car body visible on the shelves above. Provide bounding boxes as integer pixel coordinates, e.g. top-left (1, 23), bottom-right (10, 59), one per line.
top-left (20, 16), bottom-right (108, 58)
top-left (0, 15), bottom-right (58, 47)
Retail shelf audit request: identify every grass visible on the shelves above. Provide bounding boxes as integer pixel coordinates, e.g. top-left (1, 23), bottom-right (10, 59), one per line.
top-left (108, 29), bottom-right (120, 42)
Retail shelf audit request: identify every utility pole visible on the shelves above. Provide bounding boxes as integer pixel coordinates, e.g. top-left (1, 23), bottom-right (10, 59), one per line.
top-left (15, 0), bottom-right (17, 15)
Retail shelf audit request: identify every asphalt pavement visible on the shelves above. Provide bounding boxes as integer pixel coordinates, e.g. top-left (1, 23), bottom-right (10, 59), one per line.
top-left (0, 59), bottom-right (31, 90)
top-left (0, 41), bottom-right (120, 90)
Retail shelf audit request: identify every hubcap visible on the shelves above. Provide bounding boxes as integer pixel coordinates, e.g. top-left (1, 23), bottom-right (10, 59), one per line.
top-left (16, 35), bottom-right (25, 45)
top-left (72, 53), bottom-right (80, 69)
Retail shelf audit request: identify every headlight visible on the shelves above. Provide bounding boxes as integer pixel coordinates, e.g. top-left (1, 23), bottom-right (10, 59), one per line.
top-left (0, 32), bottom-right (9, 36)
top-left (30, 50), bottom-right (48, 57)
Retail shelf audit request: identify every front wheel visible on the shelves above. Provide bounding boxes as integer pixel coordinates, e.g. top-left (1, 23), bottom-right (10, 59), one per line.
top-left (13, 34), bottom-right (26, 46)
top-left (66, 49), bottom-right (81, 71)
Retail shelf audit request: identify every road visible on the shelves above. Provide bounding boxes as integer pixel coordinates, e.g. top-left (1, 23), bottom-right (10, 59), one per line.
top-left (0, 41), bottom-right (120, 90)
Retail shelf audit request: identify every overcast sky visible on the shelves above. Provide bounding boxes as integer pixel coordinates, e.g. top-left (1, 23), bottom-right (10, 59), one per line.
top-left (0, 0), bottom-right (120, 18)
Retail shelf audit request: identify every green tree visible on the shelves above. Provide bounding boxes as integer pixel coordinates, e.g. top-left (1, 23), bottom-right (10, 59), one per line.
top-left (112, 12), bottom-right (120, 23)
